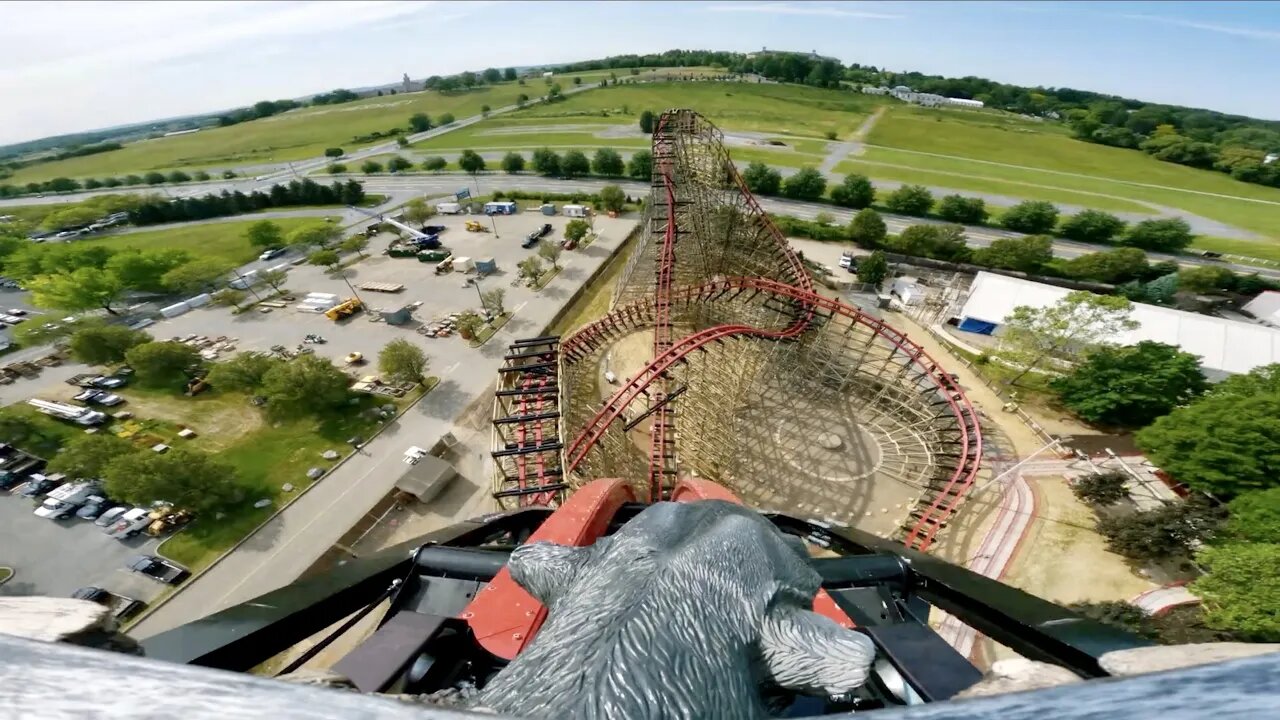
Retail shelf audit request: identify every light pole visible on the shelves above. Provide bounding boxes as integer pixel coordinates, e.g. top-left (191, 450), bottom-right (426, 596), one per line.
top-left (339, 269), bottom-right (365, 306)
top-left (469, 276), bottom-right (486, 313)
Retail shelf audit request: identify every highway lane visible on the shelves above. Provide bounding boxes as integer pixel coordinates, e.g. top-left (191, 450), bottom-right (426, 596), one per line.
top-left (3, 174), bottom-right (1275, 280)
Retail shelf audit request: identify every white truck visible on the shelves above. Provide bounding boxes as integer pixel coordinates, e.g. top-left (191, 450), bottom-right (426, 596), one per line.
top-left (27, 398), bottom-right (107, 426)
top-left (435, 202), bottom-right (462, 215)
top-left (563, 204), bottom-right (589, 218)
top-left (34, 481), bottom-right (101, 520)
top-left (104, 507), bottom-right (152, 539)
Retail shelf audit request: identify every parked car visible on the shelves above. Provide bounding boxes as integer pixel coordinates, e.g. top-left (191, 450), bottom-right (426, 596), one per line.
top-left (537, 223), bottom-right (553, 238)
top-left (71, 587), bottom-right (146, 620)
top-left (0, 314), bottom-right (25, 324)
top-left (104, 507), bottom-right (151, 538)
top-left (90, 375), bottom-right (127, 389)
top-left (258, 247), bottom-right (286, 261)
top-left (18, 473), bottom-right (66, 499)
top-left (7, 308), bottom-right (26, 315)
top-left (126, 555), bottom-right (189, 584)
top-left (33, 498), bottom-right (78, 519)
top-left (74, 389), bottom-right (124, 406)
top-left (75, 495), bottom-right (113, 520)
top-left (94, 505), bottom-right (130, 528)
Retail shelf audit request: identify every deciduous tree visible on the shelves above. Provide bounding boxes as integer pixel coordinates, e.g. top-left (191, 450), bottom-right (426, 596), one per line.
top-left (1051, 341), bottom-right (1207, 428)
top-left (502, 152), bottom-right (526, 174)
top-left (458, 149), bottom-right (486, 178)
top-left (829, 173), bottom-right (875, 209)
top-left (1060, 210), bottom-right (1126, 244)
top-left (68, 324), bottom-right (150, 365)
top-left (1222, 488), bottom-right (1280, 544)
top-left (162, 258), bottom-right (226, 294)
top-left (1071, 471), bottom-right (1131, 505)
top-left (288, 224), bottom-right (342, 249)
top-left (361, 160), bottom-right (383, 174)
top-left (408, 113), bottom-right (432, 132)
top-left (106, 249), bottom-right (190, 292)
top-left (857, 250), bottom-right (888, 287)
top-left (1000, 291), bottom-right (1138, 386)
top-left (1192, 543), bottom-right (1280, 642)
top-left (741, 162), bottom-right (781, 195)
top-left (340, 235), bottom-right (369, 257)
top-left (246, 220), bottom-right (283, 248)
top-left (401, 198), bottom-right (435, 226)
top-left (258, 269), bottom-right (288, 292)
top-left (47, 434), bottom-right (134, 479)
top-left (847, 208), bottom-right (886, 248)
top-left (638, 110), bottom-right (656, 134)
top-left (378, 339), bottom-right (429, 384)
top-left (105, 447), bottom-right (249, 515)
top-left (1064, 247), bottom-right (1150, 284)
top-left (28, 267), bottom-right (125, 315)
top-left (308, 249), bottom-right (340, 269)
top-left (1097, 498), bottom-right (1225, 561)
top-left (937, 194), bottom-right (988, 224)
top-left (1122, 218), bottom-right (1195, 252)
top-left (561, 150), bottom-right (590, 178)
top-left (627, 150), bottom-right (652, 180)
top-left (260, 354), bottom-right (351, 418)
top-left (532, 148), bottom-right (561, 176)
top-left (591, 148), bottom-right (624, 176)
top-left (481, 287), bottom-right (505, 315)
top-left (125, 341), bottom-right (201, 387)
top-left (1136, 365), bottom-right (1280, 497)
top-left (972, 235), bottom-right (1053, 273)
top-left (599, 184), bottom-right (626, 212)
top-left (562, 220), bottom-right (589, 247)
top-left (1000, 200), bottom-right (1060, 234)
top-left (781, 167), bottom-right (827, 200)
top-left (539, 238), bottom-right (565, 268)
top-left (422, 156), bottom-right (448, 172)
top-left (207, 351), bottom-right (281, 392)
top-left (883, 184), bottom-right (934, 216)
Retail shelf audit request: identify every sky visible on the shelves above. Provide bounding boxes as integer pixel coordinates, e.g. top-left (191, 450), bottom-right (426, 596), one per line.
top-left (3, 0), bottom-right (1280, 146)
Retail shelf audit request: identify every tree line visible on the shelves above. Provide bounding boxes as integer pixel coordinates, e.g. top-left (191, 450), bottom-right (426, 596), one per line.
top-left (0, 168), bottom-right (237, 198)
top-left (127, 179), bottom-right (364, 226)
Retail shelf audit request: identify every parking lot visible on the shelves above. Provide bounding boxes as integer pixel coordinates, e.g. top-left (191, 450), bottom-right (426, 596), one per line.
top-left (0, 486), bottom-right (166, 604)
top-left (152, 211), bottom-right (633, 378)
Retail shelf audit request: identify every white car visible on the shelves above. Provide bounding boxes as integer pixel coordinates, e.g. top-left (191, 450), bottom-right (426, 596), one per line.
top-left (34, 498), bottom-right (78, 519)
top-left (7, 309), bottom-right (26, 316)
top-left (404, 446), bottom-right (429, 465)
top-left (838, 254), bottom-right (854, 269)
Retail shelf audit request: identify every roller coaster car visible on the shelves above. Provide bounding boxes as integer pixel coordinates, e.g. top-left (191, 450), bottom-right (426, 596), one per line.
top-left (141, 479), bottom-right (1150, 714)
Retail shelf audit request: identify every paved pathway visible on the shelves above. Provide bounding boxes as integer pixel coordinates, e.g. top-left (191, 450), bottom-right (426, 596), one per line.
top-left (819, 107), bottom-right (884, 175)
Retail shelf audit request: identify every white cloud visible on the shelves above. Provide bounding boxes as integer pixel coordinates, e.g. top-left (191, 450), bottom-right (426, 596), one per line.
top-left (1119, 13), bottom-right (1280, 41)
top-left (704, 2), bottom-right (904, 20)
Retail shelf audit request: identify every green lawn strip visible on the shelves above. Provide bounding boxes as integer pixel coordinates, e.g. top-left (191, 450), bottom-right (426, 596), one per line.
top-left (156, 385), bottom-right (428, 571)
top-left (729, 147), bottom-right (826, 170)
top-left (87, 217), bottom-right (328, 270)
top-left (416, 133), bottom-right (649, 151)
top-left (6, 69), bottom-right (717, 185)
top-left (1188, 236), bottom-right (1280, 265)
top-left (514, 81), bottom-right (876, 139)
top-left (835, 158), bottom-right (1154, 215)
top-left (0, 566), bottom-right (12, 584)
top-left (533, 265), bottom-right (562, 290)
top-left (469, 312), bottom-right (513, 347)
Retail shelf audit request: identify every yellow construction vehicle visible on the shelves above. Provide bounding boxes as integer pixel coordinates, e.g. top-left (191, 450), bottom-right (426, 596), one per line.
top-left (465, 220), bottom-right (489, 233)
top-left (325, 297), bottom-right (364, 321)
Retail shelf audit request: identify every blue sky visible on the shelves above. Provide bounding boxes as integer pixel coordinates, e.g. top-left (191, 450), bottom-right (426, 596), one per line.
top-left (3, 1), bottom-right (1279, 146)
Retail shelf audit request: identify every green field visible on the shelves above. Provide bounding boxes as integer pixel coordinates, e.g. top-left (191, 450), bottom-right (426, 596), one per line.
top-left (837, 157), bottom-right (1155, 214)
top-left (89, 217), bottom-right (328, 269)
top-left (857, 107), bottom-right (1280, 239)
top-left (513, 81), bottom-right (877, 139)
top-left (6, 68), bottom-right (723, 185)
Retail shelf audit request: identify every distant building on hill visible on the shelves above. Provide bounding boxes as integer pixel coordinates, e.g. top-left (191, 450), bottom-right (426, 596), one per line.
top-left (860, 85), bottom-right (984, 109)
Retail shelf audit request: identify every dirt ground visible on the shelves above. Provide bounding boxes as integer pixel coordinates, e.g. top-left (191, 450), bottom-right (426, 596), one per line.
top-left (116, 390), bottom-right (264, 451)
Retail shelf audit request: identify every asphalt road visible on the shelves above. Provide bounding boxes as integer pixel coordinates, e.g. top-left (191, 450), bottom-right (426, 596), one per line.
top-left (128, 213), bottom-right (636, 639)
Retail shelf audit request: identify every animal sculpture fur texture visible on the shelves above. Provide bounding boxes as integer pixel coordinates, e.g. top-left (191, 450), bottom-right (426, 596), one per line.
top-left (476, 499), bottom-right (876, 719)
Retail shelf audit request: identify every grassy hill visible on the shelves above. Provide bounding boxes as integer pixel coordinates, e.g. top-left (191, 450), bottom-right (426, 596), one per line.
top-left (7, 68), bottom-right (720, 185)
top-left (847, 106), bottom-right (1280, 238)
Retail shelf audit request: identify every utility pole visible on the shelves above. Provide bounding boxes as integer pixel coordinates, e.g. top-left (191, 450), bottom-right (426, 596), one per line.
top-left (339, 269), bottom-right (365, 306)
top-left (229, 268), bottom-right (263, 302)
top-left (469, 276), bottom-right (486, 312)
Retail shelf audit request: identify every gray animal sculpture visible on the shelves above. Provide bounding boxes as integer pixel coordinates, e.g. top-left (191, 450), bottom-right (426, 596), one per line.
top-left (475, 499), bottom-right (877, 719)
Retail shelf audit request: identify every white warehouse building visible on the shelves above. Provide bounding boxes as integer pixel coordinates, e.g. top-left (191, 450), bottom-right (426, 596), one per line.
top-left (954, 272), bottom-right (1280, 380)
top-left (860, 85), bottom-right (984, 109)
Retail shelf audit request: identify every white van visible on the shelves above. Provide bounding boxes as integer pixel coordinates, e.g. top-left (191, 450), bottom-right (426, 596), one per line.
top-left (435, 202), bottom-right (462, 215)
